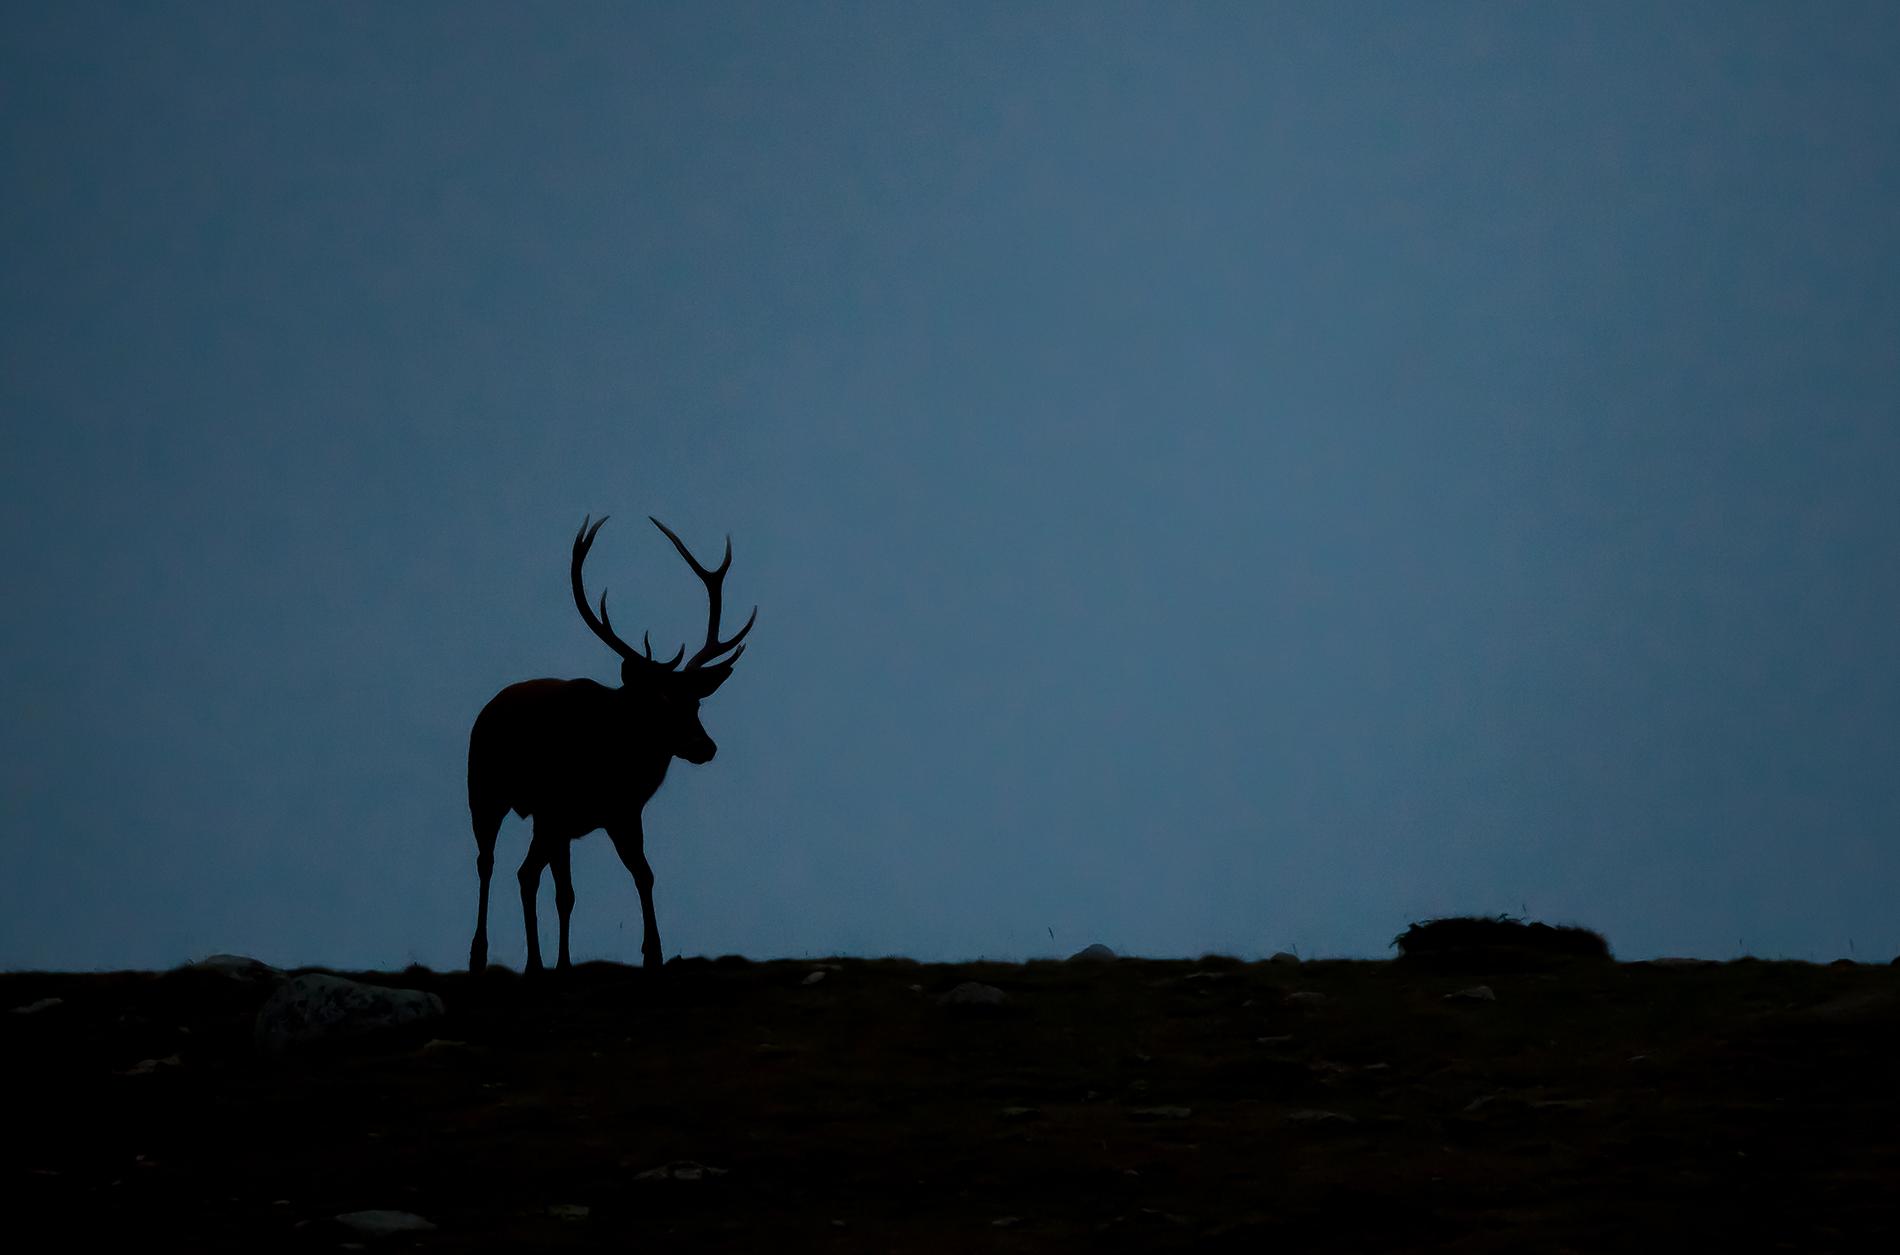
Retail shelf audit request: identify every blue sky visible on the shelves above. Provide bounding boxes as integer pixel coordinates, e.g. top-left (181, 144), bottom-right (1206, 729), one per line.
top-left (5, 3), bottom-right (1899, 970)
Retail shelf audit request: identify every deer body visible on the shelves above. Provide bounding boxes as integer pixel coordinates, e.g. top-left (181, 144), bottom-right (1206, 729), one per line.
top-left (469, 679), bottom-right (675, 829)
top-left (466, 517), bottom-right (754, 974)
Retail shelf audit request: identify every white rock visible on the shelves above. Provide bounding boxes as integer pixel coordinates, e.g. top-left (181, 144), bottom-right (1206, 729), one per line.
top-left (548, 1204), bottom-right (590, 1220)
top-left (255, 975), bottom-right (445, 1055)
top-left (1068, 943), bottom-right (1117, 962)
top-left (801, 970), bottom-right (827, 986)
top-left (335, 1210), bottom-right (436, 1235)
top-left (10, 997), bottom-right (63, 1016)
top-left (1285, 991), bottom-right (1328, 1005)
top-left (1444, 985), bottom-right (1496, 1002)
top-left (1268, 951), bottom-right (1301, 966)
top-left (1287, 1109), bottom-right (1356, 1126)
top-left (938, 982), bottom-right (1007, 1007)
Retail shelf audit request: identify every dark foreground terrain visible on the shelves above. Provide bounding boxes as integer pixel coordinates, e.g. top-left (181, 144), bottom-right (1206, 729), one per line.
top-left (6, 953), bottom-right (1899, 1251)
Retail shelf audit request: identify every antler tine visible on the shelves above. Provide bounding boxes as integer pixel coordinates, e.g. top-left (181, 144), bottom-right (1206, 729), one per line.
top-left (598, 591), bottom-right (684, 665)
top-left (650, 516), bottom-right (755, 670)
top-left (571, 515), bottom-right (638, 661)
top-left (639, 628), bottom-right (685, 670)
top-left (704, 603), bottom-right (757, 664)
top-left (649, 516), bottom-right (716, 575)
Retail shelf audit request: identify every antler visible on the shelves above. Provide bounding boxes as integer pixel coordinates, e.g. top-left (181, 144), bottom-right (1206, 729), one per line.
top-left (650, 516), bottom-right (757, 671)
top-left (571, 516), bottom-right (685, 668)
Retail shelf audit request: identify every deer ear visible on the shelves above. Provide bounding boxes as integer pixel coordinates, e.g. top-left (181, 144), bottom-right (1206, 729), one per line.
top-left (680, 665), bottom-right (733, 699)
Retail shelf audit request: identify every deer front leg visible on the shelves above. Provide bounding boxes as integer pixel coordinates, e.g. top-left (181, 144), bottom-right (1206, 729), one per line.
top-left (517, 833), bottom-right (554, 973)
top-left (609, 824), bottom-right (663, 970)
top-left (469, 807), bottom-right (503, 974)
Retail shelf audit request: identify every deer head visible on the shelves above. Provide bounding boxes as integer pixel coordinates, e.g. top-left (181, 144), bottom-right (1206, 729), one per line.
top-left (570, 514), bottom-right (756, 764)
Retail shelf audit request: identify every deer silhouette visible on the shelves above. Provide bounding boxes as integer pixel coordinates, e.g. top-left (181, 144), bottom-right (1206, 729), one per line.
top-left (466, 515), bottom-right (755, 974)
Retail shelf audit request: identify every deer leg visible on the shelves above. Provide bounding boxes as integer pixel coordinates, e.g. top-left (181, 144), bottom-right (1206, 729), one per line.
top-left (469, 805), bottom-right (504, 974)
top-left (550, 838), bottom-right (576, 971)
top-left (608, 825), bottom-right (663, 970)
top-left (517, 833), bottom-right (554, 974)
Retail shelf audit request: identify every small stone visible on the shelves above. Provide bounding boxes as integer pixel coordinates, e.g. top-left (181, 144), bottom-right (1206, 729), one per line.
top-left (1130, 1105), bottom-right (1193, 1120)
top-left (1444, 985), bottom-right (1496, 1002)
top-left (418, 1038), bottom-right (474, 1056)
top-left (801, 970), bottom-right (827, 986)
top-left (334, 1210), bottom-right (436, 1236)
top-left (1286, 991), bottom-right (1328, 1005)
top-left (1286, 1109), bottom-right (1356, 1126)
top-left (938, 982), bottom-right (1006, 1007)
top-left (1268, 951), bottom-right (1301, 966)
top-left (10, 997), bottom-right (63, 1016)
top-left (117, 1055), bottom-right (183, 1076)
top-left (634, 1160), bottom-right (728, 1182)
top-left (992, 1216), bottom-right (1022, 1228)
top-left (548, 1204), bottom-right (590, 1221)
top-left (1068, 943), bottom-right (1117, 962)
top-left (1000, 1106), bottom-right (1041, 1120)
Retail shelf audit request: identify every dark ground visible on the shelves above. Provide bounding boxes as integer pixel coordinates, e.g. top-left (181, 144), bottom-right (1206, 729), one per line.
top-left (5, 953), bottom-right (1899, 1251)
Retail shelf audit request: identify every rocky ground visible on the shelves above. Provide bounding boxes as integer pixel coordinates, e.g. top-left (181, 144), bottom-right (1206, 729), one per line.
top-left (5, 951), bottom-right (1899, 1251)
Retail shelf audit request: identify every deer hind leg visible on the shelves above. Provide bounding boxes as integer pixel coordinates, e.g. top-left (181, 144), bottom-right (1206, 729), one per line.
top-left (517, 829), bottom-right (556, 974)
top-left (469, 804), bottom-right (506, 974)
top-left (609, 824), bottom-right (663, 970)
top-left (550, 837), bottom-right (576, 971)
